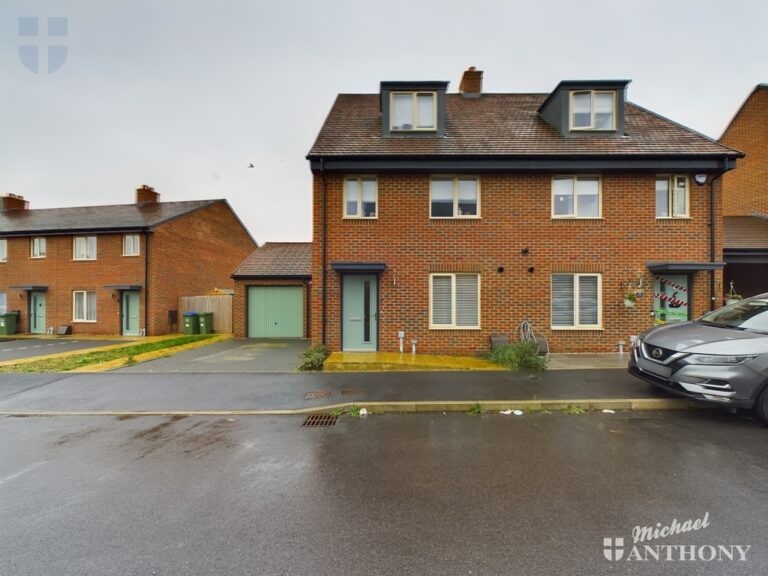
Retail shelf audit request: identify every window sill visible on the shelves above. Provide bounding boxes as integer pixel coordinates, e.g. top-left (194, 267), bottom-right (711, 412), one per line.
top-left (430, 216), bottom-right (481, 221)
top-left (72, 259), bottom-right (97, 262)
top-left (551, 326), bottom-right (604, 331)
top-left (72, 320), bottom-right (97, 324)
top-left (122, 254), bottom-right (141, 257)
top-left (429, 326), bottom-right (481, 330)
top-left (342, 216), bottom-right (378, 221)
top-left (551, 217), bottom-right (603, 221)
top-left (655, 217), bottom-right (692, 221)
top-left (30, 256), bottom-right (46, 260)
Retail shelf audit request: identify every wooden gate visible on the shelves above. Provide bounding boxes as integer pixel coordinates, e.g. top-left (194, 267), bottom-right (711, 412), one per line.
top-left (178, 295), bottom-right (232, 334)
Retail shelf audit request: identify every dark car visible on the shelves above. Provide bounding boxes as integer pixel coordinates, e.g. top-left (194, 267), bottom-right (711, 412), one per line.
top-left (629, 293), bottom-right (768, 426)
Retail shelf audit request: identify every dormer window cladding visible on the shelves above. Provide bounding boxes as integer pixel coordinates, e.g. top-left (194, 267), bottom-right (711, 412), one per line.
top-left (391, 92), bottom-right (436, 131)
top-left (571, 91), bottom-right (615, 130)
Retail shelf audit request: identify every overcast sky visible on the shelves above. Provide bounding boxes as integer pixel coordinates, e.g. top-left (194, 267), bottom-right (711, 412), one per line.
top-left (1, 0), bottom-right (766, 244)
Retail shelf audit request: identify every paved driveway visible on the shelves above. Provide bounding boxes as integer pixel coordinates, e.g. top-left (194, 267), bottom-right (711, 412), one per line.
top-left (0, 339), bottom-right (126, 363)
top-left (114, 338), bottom-right (310, 373)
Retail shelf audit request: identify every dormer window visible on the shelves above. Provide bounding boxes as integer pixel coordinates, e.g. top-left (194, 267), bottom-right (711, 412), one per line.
top-left (570, 91), bottom-right (615, 130)
top-left (391, 92), bottom-right (436, 131)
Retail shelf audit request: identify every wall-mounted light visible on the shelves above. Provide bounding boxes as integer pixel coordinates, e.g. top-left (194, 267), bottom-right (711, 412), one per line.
top-left (694, 174), bottom-right (707, 186)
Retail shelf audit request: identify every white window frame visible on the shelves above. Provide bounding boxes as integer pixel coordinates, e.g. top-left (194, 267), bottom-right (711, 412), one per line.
top-left (569, 90), bottom-right (616, 131)
top-left (551, 175), bottom-right (602, 219)
top-left (31, 237), bottom-right (46, 259)
top-left (390, 92), bottom-right (437, 131)
top-left (430, 176), bottom-right (481, 219)
top-left (123, 234), bottom-right (141, 256)
top-left (0, 239), bottom-right (7, 262)
top-left (0, 291), bottom-right (6, 314)
top-left (655, 175), bottom-right (690, 219)
top-left (343, 176), bottom-right (378, 219)
top-left (429, 273), bottom-right (481, 330)
top-left (551, 273), bottom-right (602, 330)
top-left (73, 236), bottom-right (97, 261)
top-left (72, 290), bottom-right (97, 323)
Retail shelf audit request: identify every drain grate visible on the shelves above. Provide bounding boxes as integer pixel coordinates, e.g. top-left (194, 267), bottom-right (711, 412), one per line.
top-left (340, 388), bottom-right (364, 396)
top-left (303, 414), bottom-right (337, 427)
top-left (304, 390), bottom-right (331, 400)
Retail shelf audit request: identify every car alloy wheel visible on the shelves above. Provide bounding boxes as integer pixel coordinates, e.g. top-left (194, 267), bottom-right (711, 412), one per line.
top-left (753, 384), bottom-right (768, 427)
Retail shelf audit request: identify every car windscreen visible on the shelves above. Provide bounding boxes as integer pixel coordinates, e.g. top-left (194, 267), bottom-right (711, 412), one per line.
top-left (699, 297), bottom-right (768, 333)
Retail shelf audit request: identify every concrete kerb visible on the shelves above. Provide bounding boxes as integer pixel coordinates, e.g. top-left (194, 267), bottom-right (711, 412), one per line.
top-left (0, 397), bottom-right (701, 418)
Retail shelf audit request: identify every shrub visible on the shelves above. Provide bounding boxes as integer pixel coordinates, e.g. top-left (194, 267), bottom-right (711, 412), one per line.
top-left (298, 345), bottom-right (329, 371)
top-left (489, 341), bottom-right (548, 371)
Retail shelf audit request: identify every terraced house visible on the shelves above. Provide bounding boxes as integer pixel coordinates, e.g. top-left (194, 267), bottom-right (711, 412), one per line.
top-left (0, 186), bottom-right (255, 336)
top-left (307, 68), bottom-right (743, 354)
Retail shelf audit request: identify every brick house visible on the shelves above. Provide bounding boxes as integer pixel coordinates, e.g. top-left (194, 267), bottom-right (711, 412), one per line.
top-left (232, 242), bottom-right (311, 338)
top-left (0, 186), bottom-right (256, 336)
top-left (719, 84), bottom-right (768, 298)
top-left (306, 68), bottom-right (742, 354)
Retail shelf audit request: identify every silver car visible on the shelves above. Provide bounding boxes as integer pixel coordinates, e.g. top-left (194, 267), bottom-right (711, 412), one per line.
top-left (629, 293), bottom-right (768, 426)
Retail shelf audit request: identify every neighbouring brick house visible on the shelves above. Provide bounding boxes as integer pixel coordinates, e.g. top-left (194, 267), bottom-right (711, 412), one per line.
top-left (0, 186), bottom-right (256, 336)
top-left (719, 84), bottom-right (768, 298)
top-left (232, 242), bottom-right (311, 338)
top-left (306, 68), bottom-right (743, 354)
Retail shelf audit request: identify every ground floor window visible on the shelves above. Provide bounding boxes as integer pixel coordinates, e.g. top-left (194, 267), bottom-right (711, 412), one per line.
top-left (73, 291), bottom-right (97, 322)
top-left (430, 273), bottom-right (480, 328)
top-left (0, 291), bottom-right (6, 313)
top-left (653, 274), bottom-right (689, 324)
top-left (551, 273), bottom-right (601, 329)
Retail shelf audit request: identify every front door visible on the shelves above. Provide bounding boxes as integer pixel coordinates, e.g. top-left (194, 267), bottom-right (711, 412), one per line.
top-left (29, 291), bottom-right (46, 334)
top-left (122, 291), bottom-right (140, 336)
top-left (342, 274), bottom-right (377, 351)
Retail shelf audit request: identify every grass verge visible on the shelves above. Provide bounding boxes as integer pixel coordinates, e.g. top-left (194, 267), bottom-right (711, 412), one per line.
top-left (0, 335), bottom-right (216, 373)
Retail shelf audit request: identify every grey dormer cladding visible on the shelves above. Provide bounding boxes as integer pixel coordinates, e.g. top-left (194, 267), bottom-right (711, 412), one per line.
top-left (538, 80), bottom-right (631, 137)
top-left (380, 81), bottom-right (449, 138)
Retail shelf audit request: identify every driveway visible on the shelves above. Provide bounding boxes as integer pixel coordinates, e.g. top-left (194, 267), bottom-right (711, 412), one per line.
top-left (0, 338), bottom-right (126, 363)
top-left (114, 338), bottom-right (310, 373)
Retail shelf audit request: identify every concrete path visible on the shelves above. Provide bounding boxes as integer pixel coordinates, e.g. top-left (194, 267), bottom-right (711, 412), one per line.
top-left (113, 338), bottom-right (310, 373)
top-left (0, 338), bottom-right (127, 363)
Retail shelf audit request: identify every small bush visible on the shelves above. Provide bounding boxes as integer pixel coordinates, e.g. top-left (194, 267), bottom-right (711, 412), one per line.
top-left (298, 345), bottom-right (329, 371)
top-left (467, 403), bottom-right (484, 415)
top-left (489, 341), bottom-right (548, 371)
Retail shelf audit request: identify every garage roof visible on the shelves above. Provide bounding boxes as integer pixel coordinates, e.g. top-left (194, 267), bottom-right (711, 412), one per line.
top-left (232, 242), bottom-right (311, 279)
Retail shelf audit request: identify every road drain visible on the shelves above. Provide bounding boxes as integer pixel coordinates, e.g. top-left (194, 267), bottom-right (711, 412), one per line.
top-left (303, 414), bottom-right (337, 427)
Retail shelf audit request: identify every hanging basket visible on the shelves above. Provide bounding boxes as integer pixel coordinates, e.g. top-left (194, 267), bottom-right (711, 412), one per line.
top-left (623, 298), bottom-right (636, 308)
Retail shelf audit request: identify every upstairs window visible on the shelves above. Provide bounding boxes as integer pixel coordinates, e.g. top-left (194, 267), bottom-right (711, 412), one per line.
top-left (656, 175), bottom-right (689, 218)
top-left (552, 176), bottom-right (600, 218)
top-left (344, 177), bottom-right (377, 218)
top-left (73, 236), bottom-right (97, 260)
top-left (31, 237), bottom-right (46, 258)
top-left (391, 92), bottom-right (436, 131)
top-left (123, 234), bottom-right (141, 256)
top-left (0, 239), bottom-right (6, 262)
top-left (430, 177), bottom-right (479, 218)
top-left (571, 91), bottom-right (615, 130)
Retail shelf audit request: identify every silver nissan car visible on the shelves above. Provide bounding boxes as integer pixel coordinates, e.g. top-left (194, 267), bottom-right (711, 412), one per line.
top-left (629, 293), bottom-right (768, 426)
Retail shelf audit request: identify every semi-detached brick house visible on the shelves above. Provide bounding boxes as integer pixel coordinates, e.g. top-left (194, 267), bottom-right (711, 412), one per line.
top-left (306, 67), bottom-right (743, 354)
top-left (0, 186), bottom-right (256, 336)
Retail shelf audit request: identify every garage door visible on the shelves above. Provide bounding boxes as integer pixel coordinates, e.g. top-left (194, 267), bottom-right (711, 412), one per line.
top-left (248, 286), bottom-right (304, 337)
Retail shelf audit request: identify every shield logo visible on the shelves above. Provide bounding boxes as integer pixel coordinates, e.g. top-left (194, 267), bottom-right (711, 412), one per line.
top-left (603, 537), bottom-right (624, 561)
top-left (18, 16), bottom-right (68, 74)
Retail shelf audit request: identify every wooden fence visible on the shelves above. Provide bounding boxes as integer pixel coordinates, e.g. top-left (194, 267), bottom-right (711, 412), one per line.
top-left (178, 295), bottom-right (232, 334)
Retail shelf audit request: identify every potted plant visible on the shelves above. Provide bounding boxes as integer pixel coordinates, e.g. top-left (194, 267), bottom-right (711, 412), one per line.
top-left (725, 281), bottom-right (742, 305)
top-left (623, 290), bottom-right (637, 308)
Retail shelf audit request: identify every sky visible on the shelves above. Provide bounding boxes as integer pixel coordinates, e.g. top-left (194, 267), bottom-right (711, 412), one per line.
top-left (1, 0), bottom-right (766, 244)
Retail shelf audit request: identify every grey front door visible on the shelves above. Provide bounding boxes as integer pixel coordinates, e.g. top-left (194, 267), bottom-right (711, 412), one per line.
top-left (29, 291), bottom-right (46, 334)
top-left (342, 274), bottom-right (377, 351)
top-left (122, 291), bottom-right (140, 336)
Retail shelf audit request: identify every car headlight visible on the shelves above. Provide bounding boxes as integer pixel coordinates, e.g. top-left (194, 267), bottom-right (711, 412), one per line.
top-left (685, 354), bottom-right (756, 365)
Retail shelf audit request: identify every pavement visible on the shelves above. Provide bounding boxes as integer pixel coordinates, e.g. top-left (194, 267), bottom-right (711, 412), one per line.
top-left (0, 338), bottom-right (128, 362)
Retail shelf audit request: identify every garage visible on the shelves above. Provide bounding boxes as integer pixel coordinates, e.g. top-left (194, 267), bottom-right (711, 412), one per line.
top-left (248, 286), bottom-right (304, 337)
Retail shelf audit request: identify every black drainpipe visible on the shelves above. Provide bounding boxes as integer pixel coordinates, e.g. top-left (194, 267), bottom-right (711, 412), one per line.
top-left (321, 158), bottom-right (328, 345)
top-left (709, 165), bottom-right (727, 311)
top-left (144, 231), bottom-right (150, 333)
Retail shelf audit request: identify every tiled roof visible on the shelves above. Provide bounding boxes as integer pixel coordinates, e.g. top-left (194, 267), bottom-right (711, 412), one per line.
top-left (308, 93), bottom-right (740, 157)
top-left (0, 200), bottom-right (221, 235)
top-left (724, 216), bottom-right (768, 249)
top-left (232, 242), bottom-right (312, 278)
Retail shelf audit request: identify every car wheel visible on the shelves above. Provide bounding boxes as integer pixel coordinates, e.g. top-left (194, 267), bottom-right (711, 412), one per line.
top-left (752, 384), bottom-right (768, 427)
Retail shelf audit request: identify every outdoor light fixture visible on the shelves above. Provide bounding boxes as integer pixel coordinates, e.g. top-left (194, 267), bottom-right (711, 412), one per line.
top-left (694, 174), bottom-right (707, 186)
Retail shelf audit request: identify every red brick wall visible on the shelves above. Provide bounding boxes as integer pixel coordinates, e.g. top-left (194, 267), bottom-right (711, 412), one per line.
top-left (0, 234), bottom-right (144, 335)
top-left (233, 279), bottom-right (310, 338)
top-left (311, 172), bottom-right (723, 354)
top-left (148, 202), bottom-right (256, 335)
top-left (720, 87), bottom-right (768, 216)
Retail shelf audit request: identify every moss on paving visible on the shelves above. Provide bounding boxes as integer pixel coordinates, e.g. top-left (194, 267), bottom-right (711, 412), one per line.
top-left (0, 335), bottom-right (215, 373)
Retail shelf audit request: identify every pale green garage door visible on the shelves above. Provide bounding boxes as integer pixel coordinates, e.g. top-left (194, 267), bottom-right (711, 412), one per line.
top-left (248, 286), bottom-right (304, 337)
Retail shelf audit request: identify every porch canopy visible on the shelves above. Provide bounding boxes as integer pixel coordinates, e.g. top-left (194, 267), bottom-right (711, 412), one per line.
top-left (331, 262), bottom-right (387, 273)
top-left (646, 261), bottom-right (725, 273)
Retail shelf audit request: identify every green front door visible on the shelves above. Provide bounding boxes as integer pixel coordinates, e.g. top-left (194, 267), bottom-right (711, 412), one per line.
top-left (248, 286), bottom-right (303, 337)
top-left (122, 291), bottom-right (140, 336)
top-left (342, 275), bottom-right (377, 351)
top-left (29, 291), bottom-right (46, 334)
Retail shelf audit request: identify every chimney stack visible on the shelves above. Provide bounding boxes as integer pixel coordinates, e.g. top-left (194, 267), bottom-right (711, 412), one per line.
top-left (136, 185), bottom-right (160, 204)
top-left (459, 66), bottom-right (483, 98)
top-left (1, 194), bottom-right (29, 211)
